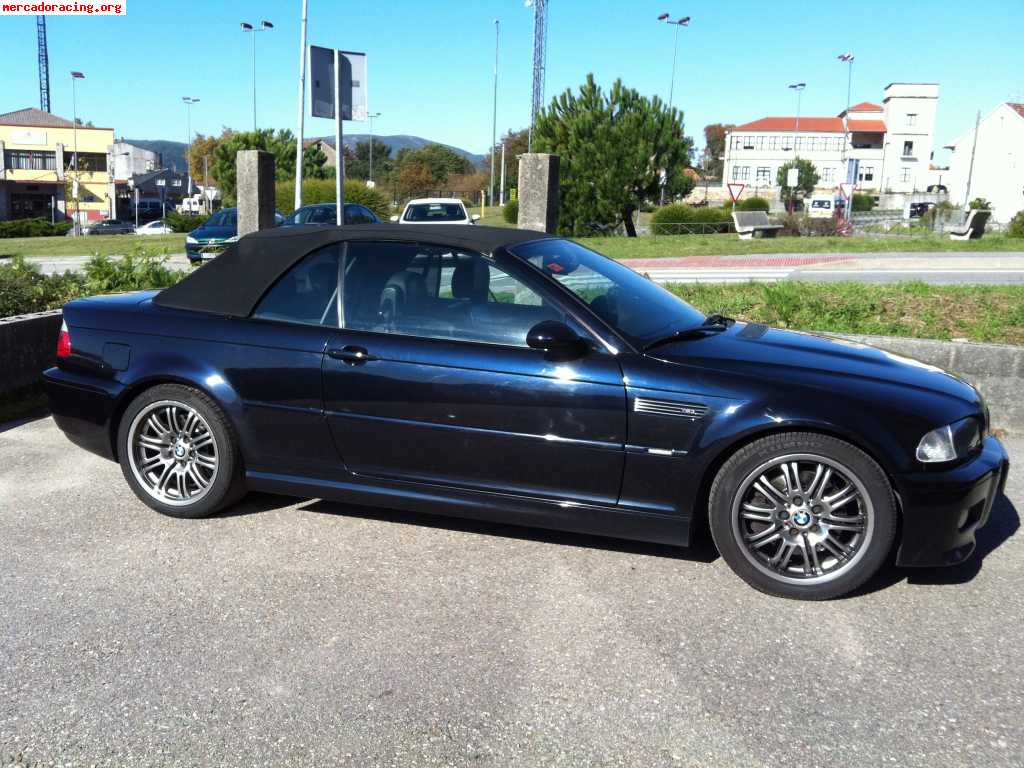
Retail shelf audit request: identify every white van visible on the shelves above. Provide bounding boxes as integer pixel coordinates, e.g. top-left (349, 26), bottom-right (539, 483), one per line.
top-left (808, 195), bottom-right (840, 219)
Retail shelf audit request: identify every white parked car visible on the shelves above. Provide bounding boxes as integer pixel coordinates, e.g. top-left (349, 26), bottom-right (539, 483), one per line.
top-left (391, 198), bottom-right (480, 225)
top-left (136, 220), bottom-right (174, 235)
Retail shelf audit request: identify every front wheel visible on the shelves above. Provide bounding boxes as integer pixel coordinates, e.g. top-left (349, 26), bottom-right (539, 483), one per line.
top-left (708, 432), bottom-right (896, 600)
top-left (117, 383), bottom-right (245, 518)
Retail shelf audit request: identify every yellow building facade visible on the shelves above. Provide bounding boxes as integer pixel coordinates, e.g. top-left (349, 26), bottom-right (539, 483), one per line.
top-left (0, 108), bottom-right (116, 223)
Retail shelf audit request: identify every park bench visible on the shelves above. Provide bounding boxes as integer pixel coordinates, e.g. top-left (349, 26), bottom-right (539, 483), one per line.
top-left (732, 211), bottom-right (783, 240)
top-left (948, 208), bottom-right (992, 240)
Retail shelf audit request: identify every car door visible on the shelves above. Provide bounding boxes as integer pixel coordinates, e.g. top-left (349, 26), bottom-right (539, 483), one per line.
top-left (321, 240), bottom-right (628, 505)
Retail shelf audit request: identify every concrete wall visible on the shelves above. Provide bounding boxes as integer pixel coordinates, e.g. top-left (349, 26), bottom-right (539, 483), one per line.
top-left (0, 310), bottom-right (62, 397)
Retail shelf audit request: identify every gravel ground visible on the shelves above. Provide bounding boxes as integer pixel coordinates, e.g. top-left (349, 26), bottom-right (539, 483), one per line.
top-left (1, 417), bottom-right (1020, 767)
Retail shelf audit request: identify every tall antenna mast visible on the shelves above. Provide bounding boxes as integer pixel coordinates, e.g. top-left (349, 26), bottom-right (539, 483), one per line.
top-left (527, 0), bottom-right (547, 151)
top-left (37, 16), bottom-right (51, 113)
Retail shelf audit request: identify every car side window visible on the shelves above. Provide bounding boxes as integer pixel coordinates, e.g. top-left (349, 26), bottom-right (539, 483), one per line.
top-left (252, 244), bottom-right (340, 327)
top-left (341, 241), bottom-right (563, 347)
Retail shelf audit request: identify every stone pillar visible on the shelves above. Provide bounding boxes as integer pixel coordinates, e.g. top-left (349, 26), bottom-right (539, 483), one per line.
top-left (236, 149), bottom-right (276, 237)
top-left (517, 153), bottom-right (560, 233)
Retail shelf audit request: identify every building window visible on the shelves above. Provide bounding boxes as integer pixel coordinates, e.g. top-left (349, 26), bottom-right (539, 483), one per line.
top-left (906, 113), bottom-right (917, 127)
top-left (755, 167), bottom-right (771, 185)
top-left (902, 141), bottom-right (914, 157)
top-left (900, 167), bottom-right (911, 183)
top-left (4, 150), bottom-right (57, 171)
top-left (821, 167), bottom-right (835, 183)
top-left (732, 165), bottom-right (750, 182)
top-left (858, 166), bottom-right (874, 183)
top-left (64, 152), bottom-right (108, 173)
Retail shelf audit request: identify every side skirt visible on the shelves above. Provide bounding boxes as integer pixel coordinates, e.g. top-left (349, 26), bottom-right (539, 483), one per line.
top-left (245, 469), bottom-right (690, 547)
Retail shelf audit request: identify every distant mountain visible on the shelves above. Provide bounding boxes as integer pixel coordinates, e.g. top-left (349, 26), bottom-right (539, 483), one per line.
top-left (126, 134), bottom-right (486, 171)
top-left (317, 134), bottom-right (486, 166)
top-left (124, 139), bottom-right (188, 173)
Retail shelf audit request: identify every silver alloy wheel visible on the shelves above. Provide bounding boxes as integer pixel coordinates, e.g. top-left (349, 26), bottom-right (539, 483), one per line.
top-left (127, 400), bottom-right (219, 507)
top-left (731, 453), bottom-right (875, 586)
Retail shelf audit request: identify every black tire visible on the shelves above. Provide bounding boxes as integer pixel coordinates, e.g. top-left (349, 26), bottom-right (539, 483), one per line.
top-left (708, 432), bottom-right (896, 600)
top-left (117, 383), bottom-right (245, 519)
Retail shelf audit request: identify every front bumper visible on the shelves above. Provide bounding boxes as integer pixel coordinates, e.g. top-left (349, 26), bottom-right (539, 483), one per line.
top-left (186, 241), bottom-right (229, 263)
top-left (895, 436), bottom-right (1009, 567)
top-left (43, 366), bottom-right (122, 461)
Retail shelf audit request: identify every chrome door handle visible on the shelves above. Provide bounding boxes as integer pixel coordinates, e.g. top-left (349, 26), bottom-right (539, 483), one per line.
top-left (327, 345), bottom-right (379, 364)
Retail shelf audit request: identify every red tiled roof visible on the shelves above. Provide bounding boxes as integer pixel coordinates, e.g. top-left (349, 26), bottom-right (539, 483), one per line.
top-left (734, 116), bottom-right (885, 133)
top-left (1009, 103), bottom-right (1024, 119)
top-left (847, 101), bottom-right (882, 112)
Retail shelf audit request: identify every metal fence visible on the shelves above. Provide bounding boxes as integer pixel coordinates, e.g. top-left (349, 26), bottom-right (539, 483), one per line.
top-left (649, 222), bottom-right (734, 236)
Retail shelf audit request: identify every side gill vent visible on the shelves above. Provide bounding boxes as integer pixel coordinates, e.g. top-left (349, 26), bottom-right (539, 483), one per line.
top-left (634, 397), bottom-right (709, 420)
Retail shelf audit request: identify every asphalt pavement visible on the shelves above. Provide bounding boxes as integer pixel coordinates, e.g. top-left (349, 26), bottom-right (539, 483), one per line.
top-left (0, 417), bottom-right (1021, 767)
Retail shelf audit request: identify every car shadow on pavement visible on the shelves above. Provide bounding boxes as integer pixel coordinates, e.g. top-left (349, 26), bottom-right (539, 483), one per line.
top-left (854, 492), bottom-right (1020, 596)
top-left (294, 497), bottom-right (720, 564)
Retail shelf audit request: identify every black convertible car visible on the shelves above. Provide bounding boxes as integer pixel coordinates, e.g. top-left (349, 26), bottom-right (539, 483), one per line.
top-left (44, 225), bottom-right (1008, 599)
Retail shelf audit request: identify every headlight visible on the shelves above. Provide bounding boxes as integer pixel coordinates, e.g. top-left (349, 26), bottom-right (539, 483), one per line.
top-left (185, 235), bottom-right (198, 244)
top-left (225, 235), bottom-right (239, 243)
top-left (916, 417), bottom-right (981, 463)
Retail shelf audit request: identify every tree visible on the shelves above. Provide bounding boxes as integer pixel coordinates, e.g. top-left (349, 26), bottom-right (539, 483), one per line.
top-left (396, 160), bottom-right (436, 199)
top-left (777, 158), bottom-right (819, 208)
top-left (703, 123), bottom-right (735, 179)
top-left (394, 143), bottom-right (472, 186)
top-left (188, 133), bottom-right (221, 183)
top-left (343, 138), bottom-right (392, 181)
top-left (533, 74), bottom-right (691, 237)
top-left (211, 128), bottom-right (298, 202)
top-left (303, 143), bottom-right (330, 180)
top-left (483, 127), bottom-right (529, 191)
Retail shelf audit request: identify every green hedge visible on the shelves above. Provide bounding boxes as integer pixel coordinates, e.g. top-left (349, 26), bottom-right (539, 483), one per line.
top-left (275, 179), bottom-right (391, 219)
top-left (650, 204), bottom-right (734, 234)
top-left (503, 199), bottom-right (519, 225)
top-left (852, 193), bottom-right (875, 212)
top-left (736, 196), bottom-right (770, 212)
top-left (0, 218), bottom-right (74, 239)
top-left (1009, 210), bottom-right (1024, 238)
top-left (164, 211), bottom-right (210, 233)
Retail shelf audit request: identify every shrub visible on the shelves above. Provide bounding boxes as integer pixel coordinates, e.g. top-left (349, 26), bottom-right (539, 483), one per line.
top-left (968, 197), bottom-right (992, 210)
top-left (650, 204), bottom-right (734, 234)
top-left (503, 199), bottom-right (519, 225)
top-left (275, 179), bottom-right (390, 219)
top-left (165, 210), bottom-right (210, 233)
top-left (852, 193), bottom-right (875, 212)
top-left (1008, 210), bottom-right (1024, 238)
top-left (0, 218), bottom-right (74, 238)
top-left (777, 213), bottom-right (838, 237)
top-left (0, 256), bottom-right (85, 317)
top-left (736, 196), bottom-right (770, 212)
top-left (82, 250), bottom-right (180, 295)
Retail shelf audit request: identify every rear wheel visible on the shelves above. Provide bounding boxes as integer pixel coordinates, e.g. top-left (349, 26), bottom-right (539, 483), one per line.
top-left (117, 384), bottom-right (245, 518)
top-left (708, 432), bottom-right (896, 600)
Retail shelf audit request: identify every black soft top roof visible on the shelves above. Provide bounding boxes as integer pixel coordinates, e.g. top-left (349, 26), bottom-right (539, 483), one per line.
top-left (154, 224), bottom-right (555, 318)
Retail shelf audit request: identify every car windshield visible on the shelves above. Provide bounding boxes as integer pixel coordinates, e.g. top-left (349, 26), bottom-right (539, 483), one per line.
top-left (510, 238), bottom-right (706, 349)
top-left (403, 203), bottom-right (467, 222)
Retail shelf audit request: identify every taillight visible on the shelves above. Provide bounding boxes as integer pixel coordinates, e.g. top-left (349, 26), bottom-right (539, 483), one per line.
top-left (56, 320), bottom-right (72, 358)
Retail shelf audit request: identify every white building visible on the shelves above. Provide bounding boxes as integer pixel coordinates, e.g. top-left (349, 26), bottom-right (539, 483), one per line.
top-left (722, 83), bottom-right (940, 200)
top-left (109, 140), bottom-right (160, 182)
top-left (945, 103), bottom-right (1024, 223)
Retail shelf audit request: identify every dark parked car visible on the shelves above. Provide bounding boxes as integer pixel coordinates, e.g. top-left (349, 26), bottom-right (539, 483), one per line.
top-left (44, 225), bottom-right (1008, 599)
top-left (87, 219), bottom-right (135, 235)
top-left (185, 207), bottom-right (285, 264)
top-left (282, 203), bottom-right (381, 226)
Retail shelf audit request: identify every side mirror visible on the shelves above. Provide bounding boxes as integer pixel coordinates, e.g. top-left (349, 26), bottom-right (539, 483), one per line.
top-left (389, 214), bottom-right (399, 222)
top-left (526, 320), bottom-right (588, 357)
top-left (471, 213), bottom-right (481, 221)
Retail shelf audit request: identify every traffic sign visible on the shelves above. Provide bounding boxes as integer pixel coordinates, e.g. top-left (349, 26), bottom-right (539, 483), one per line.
top-left (727, 183), bottom-right (745, 202)
top-left (839, 182), bottom-right (856, 200)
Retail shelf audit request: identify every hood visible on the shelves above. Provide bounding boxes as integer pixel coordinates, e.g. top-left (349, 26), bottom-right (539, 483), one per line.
top-left (649, 323), bottom-right (980, 408)
top-left (190, 223), bottom-right (236, 241)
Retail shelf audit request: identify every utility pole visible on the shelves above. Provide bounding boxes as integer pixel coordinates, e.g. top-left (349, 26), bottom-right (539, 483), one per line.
top-left (70, 71), bottom-right (84, 235)
top-left (788, 83), bottom-right (805, 152)
top-left (837, 53), bottom-right (855, 161)
top-left (965, 109), bottom-right (981, 204)
top-left (294, 0), bottom-right (309, 211)
top-left (490, 19), bottom-right (500, 205)
top-left (499, 142), bottom-right (506, 206)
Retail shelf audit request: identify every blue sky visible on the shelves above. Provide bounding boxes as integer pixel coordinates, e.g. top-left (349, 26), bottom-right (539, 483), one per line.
top-left (2, 0), bottom-right (1022, 162)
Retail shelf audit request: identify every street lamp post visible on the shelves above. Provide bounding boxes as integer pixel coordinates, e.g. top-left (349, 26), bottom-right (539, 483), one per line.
top-left (788, 83), bottom-right (805, 152)
top-left (656, 13), bottom-right (691, 205)
top-left (241, 20), bottom-right (274, 132)
top-left (490, 18), bottom-right (500, 206)
top-left (837, 53), bottom-right (855, 160)
top-left (182, 96), bottom-right (199, 197)
top-left (367, 112), bottom-right (382, 185)
top-left (70, 71), bottom-right (84, 235)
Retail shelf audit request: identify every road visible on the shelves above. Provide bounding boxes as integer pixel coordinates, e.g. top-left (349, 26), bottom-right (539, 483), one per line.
top-left (23, 250), bottom-right (1024, 285)
top-left (1, 417), bottom-right (1020, 767)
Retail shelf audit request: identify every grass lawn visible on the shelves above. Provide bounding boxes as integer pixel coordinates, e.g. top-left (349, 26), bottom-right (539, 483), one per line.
top-left (0, 233), bottom-right (185, 258)
top-left (670, 281), bottom-right (1024, 345)
top-left (577, 233), bottom-right (1024, 259)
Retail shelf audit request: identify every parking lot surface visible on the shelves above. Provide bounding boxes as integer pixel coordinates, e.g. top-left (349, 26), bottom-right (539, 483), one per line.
top-left (1, 417), bottom-right (1021, 767)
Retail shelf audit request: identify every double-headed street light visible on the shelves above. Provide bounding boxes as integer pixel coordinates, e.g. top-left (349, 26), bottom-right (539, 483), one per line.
top-left (70, 70), bottom-right (85, 235)
top-left (788, 83), bottom-right (806, 152)
top-left (182, 96), bottom-right (200, 194)
top-left (241, 20), bottom-right (274, 132)
top-left (656, 13), bottom-right (690, 205)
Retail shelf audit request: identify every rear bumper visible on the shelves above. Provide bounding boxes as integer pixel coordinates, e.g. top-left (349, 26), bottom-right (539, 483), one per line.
top-left (43, 367), bottom-right (122, 461)
top-left (895, 436), bottom-right (1009, 567)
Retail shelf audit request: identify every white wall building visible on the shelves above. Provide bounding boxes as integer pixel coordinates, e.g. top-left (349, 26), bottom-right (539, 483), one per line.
top-left (945, 103), bottom-right (1024, 223)
top-left (722, 83), bottom-right (940, 199)
top-left (109, 140), bottom-right (160, 182)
